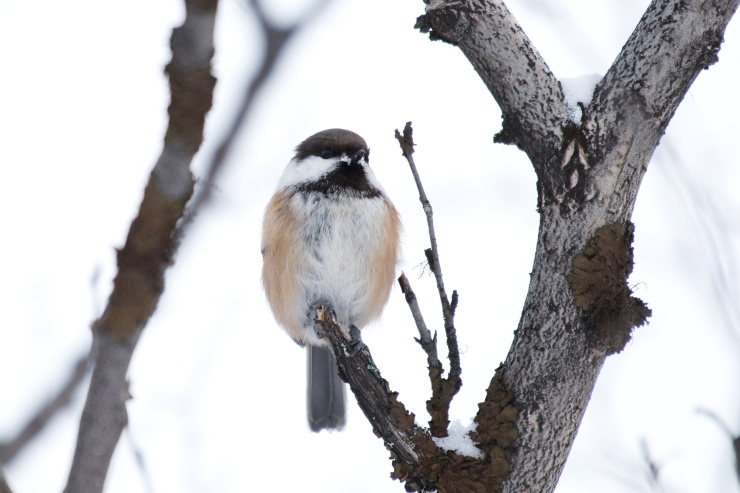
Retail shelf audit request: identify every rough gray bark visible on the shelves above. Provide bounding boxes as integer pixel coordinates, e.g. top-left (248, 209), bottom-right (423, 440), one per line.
top-left (419, 0), bottom-right (739, 491)
top-left (315, 309), bottom-right (422, 467)
top-left (419, 0), bottom-right (569, 205)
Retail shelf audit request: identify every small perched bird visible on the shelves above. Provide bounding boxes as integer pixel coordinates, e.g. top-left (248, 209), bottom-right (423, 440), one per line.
top-left (262, 128), bottom-right (401, 431)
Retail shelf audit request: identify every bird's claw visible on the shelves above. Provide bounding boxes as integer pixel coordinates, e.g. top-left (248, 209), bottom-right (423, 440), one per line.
top-left (311, 302), bottom-right (336, 339)
top-left (347, 325), bottom-right (365, 356)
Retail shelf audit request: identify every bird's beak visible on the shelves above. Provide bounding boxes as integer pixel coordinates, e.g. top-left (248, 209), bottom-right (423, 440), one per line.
top-left (349, 149), bottom-right (366, 166)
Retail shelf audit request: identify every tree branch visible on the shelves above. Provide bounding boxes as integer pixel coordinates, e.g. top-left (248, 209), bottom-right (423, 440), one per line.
top-left (395, 123), bottom-right (462, 438)
top-left (417, 0), bottom-right (568, 202)
top-left (0, 352), bottom-right (89, 465)
top-left (581, 0), bottom-right (739, 218)
top-left (416, 1), bottom-right (739, 492)
top-left (638, 438), bottom-right (663, 490)
top-left (697, 408), bottom-right (740, 480)
top-left (398, 272), bottom-right (440, 371)
top-left (63, 1), bottom-right (219, 492)
top-left (316, 307), bottom-right (514, 493)
top-left (0, 0), bottom-right (336, 468)
top-left (313, 308), bottom-right (423, 466)
top-left (176, 0), bottom-right (334, 236)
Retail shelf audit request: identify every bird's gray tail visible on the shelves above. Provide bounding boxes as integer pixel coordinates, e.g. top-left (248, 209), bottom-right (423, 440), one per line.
top-left (307, 345), bottom-right (346, 431)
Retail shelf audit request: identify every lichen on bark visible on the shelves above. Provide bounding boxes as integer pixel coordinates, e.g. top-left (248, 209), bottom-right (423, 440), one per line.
top-left (567, 221), bottom-right (651, 354)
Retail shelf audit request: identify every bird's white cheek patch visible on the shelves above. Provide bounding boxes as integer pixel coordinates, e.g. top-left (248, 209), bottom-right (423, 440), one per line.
top-left (277, 156), bottom-right (338, 188)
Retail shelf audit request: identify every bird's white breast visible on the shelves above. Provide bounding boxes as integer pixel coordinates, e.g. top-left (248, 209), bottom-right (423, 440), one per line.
top-left (288, 190), bottom-right (394, 344)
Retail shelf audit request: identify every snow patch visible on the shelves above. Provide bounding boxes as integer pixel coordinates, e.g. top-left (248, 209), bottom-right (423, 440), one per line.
top-left (561, 74), bottom-right (602, 123)
top-left (432, 420), bottom-right (484, 459)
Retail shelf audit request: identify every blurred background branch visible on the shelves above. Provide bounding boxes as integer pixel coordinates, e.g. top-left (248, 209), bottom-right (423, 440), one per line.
top-left (177, 0), bottom-right (335, 236)
top-left (64, 0), bottom-right (219, 490)
top-left (0, 468), bottom-right (13, 493)
top-left (0, 353), bottom-right (89, 465)
top-left (0, 0), bottom-right (335, 472)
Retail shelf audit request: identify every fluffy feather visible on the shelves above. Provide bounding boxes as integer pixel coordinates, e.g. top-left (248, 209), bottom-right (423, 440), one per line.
top-left (261, 128), bottom-right (401, 431)
top-left (262, 186), bottom-right (400, 344)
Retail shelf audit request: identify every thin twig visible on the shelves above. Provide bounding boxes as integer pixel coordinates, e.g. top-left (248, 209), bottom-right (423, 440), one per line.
top-left (396, 125), bottom-right (448, 308)
top-left (176, 0), bottom-right (335, 237)
top-left (124, 426), bottom-right (156, 493)
top-left (697, 408), bottom-right (740, 479)
top-left (398, 272), bottom-right (440, 370)
top-left (395, 122), bottom-right (461, 379)
top-left (395, 122), bottom-right (462, 436)
top-left (0, 352), bottom-right (91, 464)
top-left (1, 270), bottom-right (102, 464)
top-left (639, 438), bottom-right (663, 491)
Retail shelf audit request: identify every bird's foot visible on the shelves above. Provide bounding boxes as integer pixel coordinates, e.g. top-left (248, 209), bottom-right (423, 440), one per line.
top-left (347, 325), bottom-right (365, 356)
top-left (311, 301), bottom-right (336, 339)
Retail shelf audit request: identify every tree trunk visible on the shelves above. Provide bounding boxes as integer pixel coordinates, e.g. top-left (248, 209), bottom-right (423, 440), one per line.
top-left (420, 0), bottom-right (739, 490)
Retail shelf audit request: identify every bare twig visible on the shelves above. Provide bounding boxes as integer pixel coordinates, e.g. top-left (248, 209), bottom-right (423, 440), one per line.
top-left (697, 408), bottom-right (740, 479)
top-left (1, 270), bottom-right (102, 464)
top-left (398, 272), bottom-right (440, 370)
top-left (0, 352), bottom-right (90, 464)
top-left (63, 1), bottom-right (219, 492)
top-left (395, 125), bottom-right (448, 311)
top-left (176, 0), bottom-right (335, 236)
top-left (639, 438), bottom-right (663, 491)
top-left (124, 426), bottom-right (156, 493)
top-left (395, 122), bottom-right (461, 437)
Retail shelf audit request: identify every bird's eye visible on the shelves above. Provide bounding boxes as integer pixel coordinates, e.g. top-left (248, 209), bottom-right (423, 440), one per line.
top-left (320, 149), bottom-right (334, 159)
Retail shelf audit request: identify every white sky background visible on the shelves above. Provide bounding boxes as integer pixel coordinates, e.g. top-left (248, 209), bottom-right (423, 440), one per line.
top-left (1, 0), bottom-right (739, 492)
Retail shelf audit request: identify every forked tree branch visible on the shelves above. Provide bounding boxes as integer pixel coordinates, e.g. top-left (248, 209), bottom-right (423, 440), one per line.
top-left (316, 306), bottom-right (513, 493)
top-left (319, 125), bottom-right (522, 492)
top-left (63, 1), bottom-right (219, 492)
top-left (417, 0), bottom-right (739, 492)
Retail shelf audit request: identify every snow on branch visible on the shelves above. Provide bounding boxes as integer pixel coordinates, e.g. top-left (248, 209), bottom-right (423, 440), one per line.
top-left (413, 1), bottom-right (739, 492)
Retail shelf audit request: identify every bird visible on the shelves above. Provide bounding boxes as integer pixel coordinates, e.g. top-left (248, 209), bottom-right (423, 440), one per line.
top-left (261, 128), bottom-right (401, 431)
